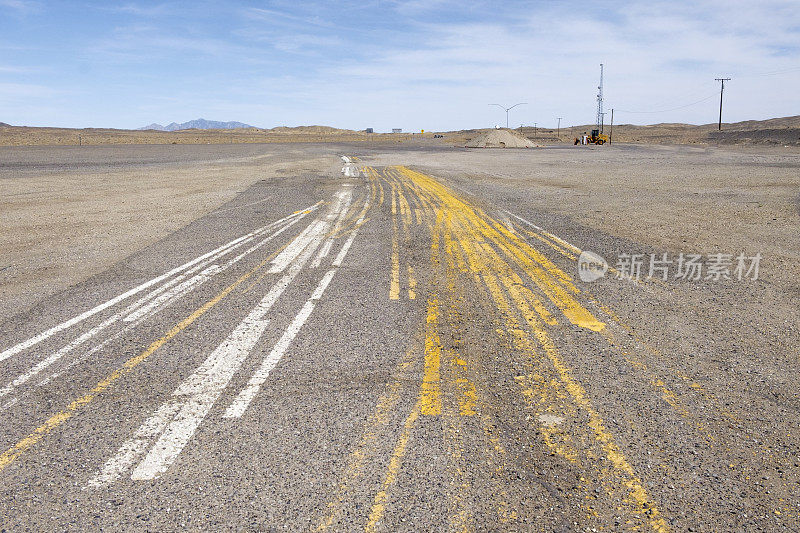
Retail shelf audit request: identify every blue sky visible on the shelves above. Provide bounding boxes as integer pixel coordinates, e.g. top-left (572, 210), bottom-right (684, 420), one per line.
top-left (1, 0), bottom-right (798, 131)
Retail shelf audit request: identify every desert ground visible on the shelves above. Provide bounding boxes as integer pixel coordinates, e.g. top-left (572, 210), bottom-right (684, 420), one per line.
top-left (0, 139), bottom-right (798, 531)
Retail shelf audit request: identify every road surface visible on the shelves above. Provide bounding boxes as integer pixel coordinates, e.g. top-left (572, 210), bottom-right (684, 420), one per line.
top-left (0, 146), bottom-right (798, 531)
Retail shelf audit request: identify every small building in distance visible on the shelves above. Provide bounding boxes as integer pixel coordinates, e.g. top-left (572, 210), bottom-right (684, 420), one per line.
top-left (392, 128), bottom-right (402, 133)
top-left (365, 128), bottom-right (374, 133)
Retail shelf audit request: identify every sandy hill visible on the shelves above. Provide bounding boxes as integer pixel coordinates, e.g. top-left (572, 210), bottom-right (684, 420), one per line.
top-left (465, 128), bottom-right (535, 148)
top-left (268, 125), bottom-right (356, 135)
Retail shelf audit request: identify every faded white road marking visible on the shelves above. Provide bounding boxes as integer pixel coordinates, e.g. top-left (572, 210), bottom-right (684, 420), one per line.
top-left (311, 192), bottom-right (353, 269)
top-left (222, 278), bottom-right (322, 419)
top-left (225, 197), bottom-right (369, 418)
top-left (123, 265), bottom-right (222, 323)
top-left (89, 192), bottom-right (350, 484)
top-left (271, 191), bottom-right (349, 273)
top-left (0, 208), bottom-right (314, 406)
top-left (87, 400), bottom-right (181, 487)
top-left (502, 210), bottom-right (583, 254)
top-left (333, 200), bottom-right (368, 267)
top-left (0, 204), bottom-right (320, 364)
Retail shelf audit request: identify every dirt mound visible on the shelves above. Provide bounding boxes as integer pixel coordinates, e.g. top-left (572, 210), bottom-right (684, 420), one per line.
top-left (465, 129), bottom-right (534, 148)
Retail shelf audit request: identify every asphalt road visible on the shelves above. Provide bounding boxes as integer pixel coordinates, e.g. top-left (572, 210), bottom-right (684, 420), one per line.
top-left (0, 146), bottom-right (797, 531)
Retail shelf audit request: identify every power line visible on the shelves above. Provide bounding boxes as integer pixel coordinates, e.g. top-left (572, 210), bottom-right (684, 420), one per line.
top-left (735, 66), bottom-right (800, 78)
top-left (614, 93), bottom-right (718, 114)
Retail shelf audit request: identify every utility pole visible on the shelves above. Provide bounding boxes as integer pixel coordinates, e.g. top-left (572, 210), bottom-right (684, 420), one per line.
top-left (609, 109), bottom-right (614, 145)
top-left (715, 77), bottom-right (731, 130)
top-left (489, 103), bottom-right (527, 129)
top-left (557, 117), bottom-right (562, 139)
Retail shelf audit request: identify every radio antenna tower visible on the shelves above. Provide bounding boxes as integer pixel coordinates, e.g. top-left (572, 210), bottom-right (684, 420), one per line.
top-left (596, 63), bottom-right (604, 132)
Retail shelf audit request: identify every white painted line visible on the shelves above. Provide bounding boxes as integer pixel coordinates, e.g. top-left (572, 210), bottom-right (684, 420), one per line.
top-left (124, 265), bottom-right (221, 323)
top-left (332, 200), bottom-right (369, 267)
top-left (0, 204), bottom-right (319, 364)
top-left (212, 195), bottom-right (272, 215)
top-left (270, 191), bottom-right (350, 273)
top-left (311, 191), bottom-right (353, 268)
top-left (224, 199), bottom-right (368, 419)
top-left (131, 310), bottom-right (273, 480)
top-left (223, 299), bottom-right (315, 419)
top-left (310, 269), bottom-right (336, 300)
top-left (503, 210), bottom-right (583, 254)
top-left (89, 194), bottom-right (348, 483)
top-left (87, 400), bottom-right (181, 487)
top-left (0, 208), bottom-right (314, 406)
top-left (310, 240), bottom-right (334, 269)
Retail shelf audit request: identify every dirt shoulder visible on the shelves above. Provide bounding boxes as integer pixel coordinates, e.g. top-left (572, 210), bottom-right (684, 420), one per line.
top-left (0, 144), bottom-right (342, 322)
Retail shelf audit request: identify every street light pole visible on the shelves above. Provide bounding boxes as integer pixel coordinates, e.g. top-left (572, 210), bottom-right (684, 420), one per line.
top-left (557, 117), bottom-right (562, 139)
top-left (489, 103), bottom-right (527, 129)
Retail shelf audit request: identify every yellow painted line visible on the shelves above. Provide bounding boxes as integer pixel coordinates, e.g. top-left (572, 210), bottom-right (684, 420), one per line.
top-left (459, 230), bottom-right (667, 528)
top-left (407, 264), bottom-right (416, 300)
top-left (398, 190), bottom-right (412, 229)
top-left (316, 345), bottom-right (418, 531)
top-left (330, 216), bottom-right (370, 240)
top-left (397, 165), bottom-right (668, 532)
top-left (442, 220), bottom-right (479, 417)
top-left (420, 292), bottom-right (442, 415)
top-left (0, 236), bottom-right (285, 473)
top-left (473, 238), bottom-right (559, 327)
top-left (364, 402), bottom-right (420, 533)
top-left (390, 182), bottom-right (397, 216)
top-left (390, 196), bottom-right (401, 301)
top-left (396, 166), bottom-right (604, 332)
top-left (478, 220), bottom-right (604, 331)
top-left (366, 167), bottom-right (377, 205)
top-left (330, 195), bottom-right (370, 239)
top-left (490, 219), bottom-right (577, 287)
top-left (443, 390), bottom-right (474, 533)
top-left (468, 238), bottom-right (668, 531)
top-left (376, 173), bottom-right (385, 207)
top-left (386, 168), bottom-right (413, 229)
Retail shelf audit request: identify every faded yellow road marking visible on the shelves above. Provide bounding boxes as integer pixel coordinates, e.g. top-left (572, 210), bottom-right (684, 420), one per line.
top-left (420, 292), bottom-right (442, 416)
top-left (396, 166), bottom-right (604, 332)
top-left (316, 345), bottom-right (418, 531)
top-left (407, 264), bottom-right (416, 300)
top-left (393, 165), bottom-right (668, 532)
top-left (390, 189), bottom-right (401, 300)
top-left (364, 402), bottom-right (420, 532)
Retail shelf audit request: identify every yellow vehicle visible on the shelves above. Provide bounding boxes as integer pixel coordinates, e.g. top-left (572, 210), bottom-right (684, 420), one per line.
top-left (588, 129), bottom-right (609, 144)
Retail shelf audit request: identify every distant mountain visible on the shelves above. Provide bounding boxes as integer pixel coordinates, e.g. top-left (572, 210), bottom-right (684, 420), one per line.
top-left (0, 122), bottom-right (11, 127)
top-left (138, 118), bottom-right (255, 131)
